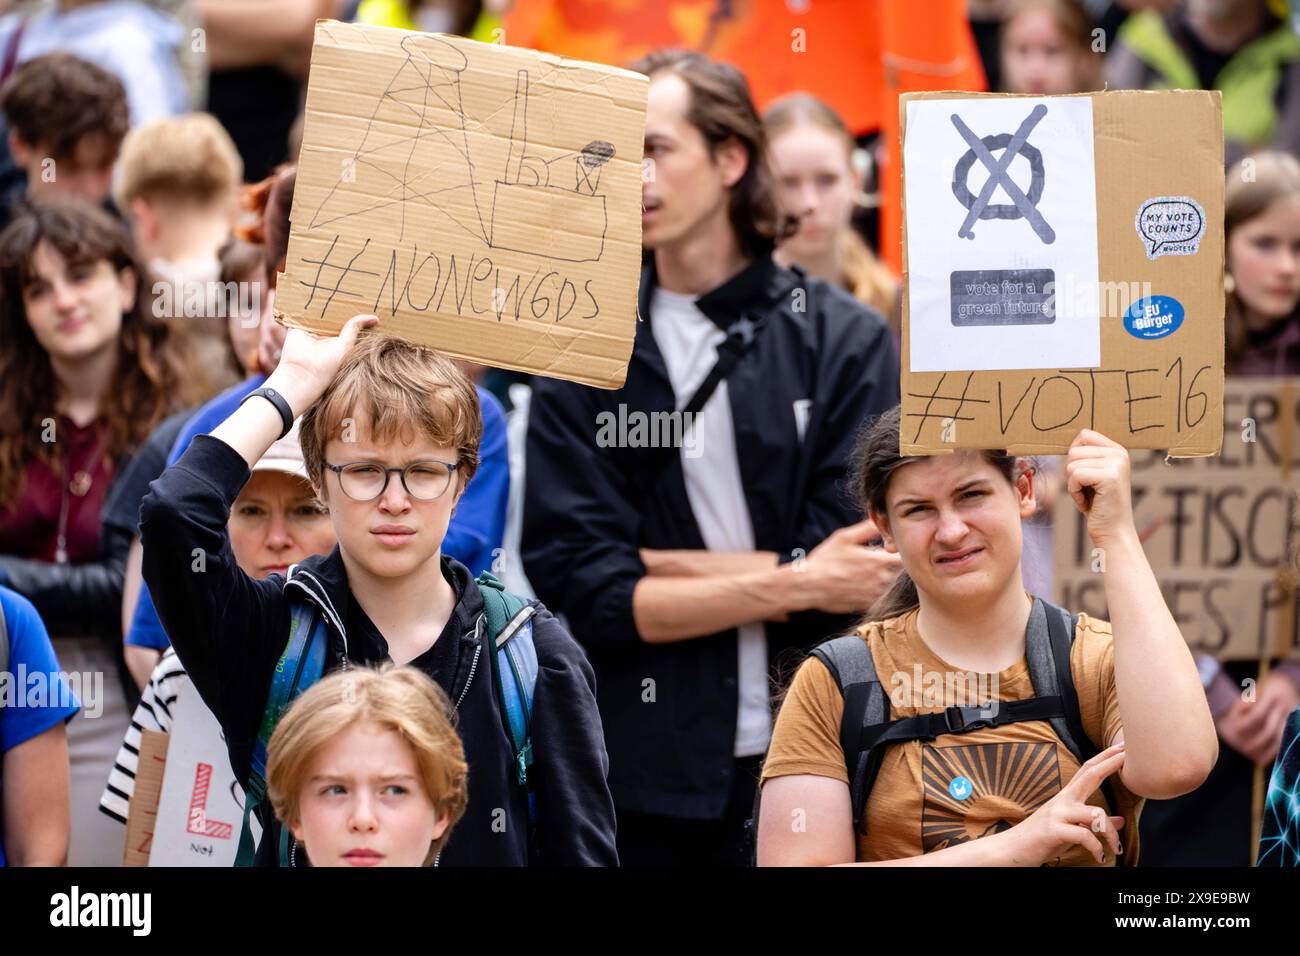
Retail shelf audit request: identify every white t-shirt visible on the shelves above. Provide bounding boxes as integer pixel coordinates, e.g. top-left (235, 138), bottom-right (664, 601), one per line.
top-left (650, 287), bottom-right (771, 757)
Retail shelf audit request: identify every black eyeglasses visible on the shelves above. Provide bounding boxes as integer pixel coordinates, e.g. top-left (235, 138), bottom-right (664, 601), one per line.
top-left (323, 459), bottom-right (460, 502)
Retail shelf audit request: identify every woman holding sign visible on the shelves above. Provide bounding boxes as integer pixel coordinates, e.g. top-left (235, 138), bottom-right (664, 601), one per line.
top-left (756, 406), bottom-right (1217, 866)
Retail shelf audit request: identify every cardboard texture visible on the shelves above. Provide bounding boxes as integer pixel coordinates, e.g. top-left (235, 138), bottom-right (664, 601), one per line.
top-left (148, 688), bottom-right (251, 866)
top-left (275, 21), bottom-right (648, 389)
top-left (900, 90), bottom-right (1225, 456)
top-left (122, 730), bottom-right (168, 867)
top-left (1054, 378), bottom-right (1300, 661)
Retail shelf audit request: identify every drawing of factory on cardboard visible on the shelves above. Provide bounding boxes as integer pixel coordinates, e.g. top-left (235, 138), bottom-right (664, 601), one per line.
top-left (308, 33), bottom-right (614, 264)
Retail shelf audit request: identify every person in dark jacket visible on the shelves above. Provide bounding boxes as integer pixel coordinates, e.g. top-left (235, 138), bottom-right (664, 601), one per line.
top-left (522, 49), bottom-right (902, 867)
top-left (139, 322), bottom-right (618, 866)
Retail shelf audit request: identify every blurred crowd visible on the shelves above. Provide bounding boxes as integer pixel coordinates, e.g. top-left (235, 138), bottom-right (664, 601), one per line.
top-left (0, 0), bottom-right (1298, 869)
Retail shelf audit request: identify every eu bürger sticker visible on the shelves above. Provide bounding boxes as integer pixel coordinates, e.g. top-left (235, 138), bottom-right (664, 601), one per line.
top-left (1135, 196), bottom-right (1206, 260)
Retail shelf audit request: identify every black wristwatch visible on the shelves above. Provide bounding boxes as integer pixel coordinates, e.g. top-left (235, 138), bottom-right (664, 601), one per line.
top-left (240, 386), bottom-right (294, 439)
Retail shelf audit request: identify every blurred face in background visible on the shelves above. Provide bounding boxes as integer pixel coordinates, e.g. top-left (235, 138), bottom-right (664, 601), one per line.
top-left (1001, 7), bottom-right (1089, 95)
top-left (1228, 196), bottom-right (1300, 324)
top-left (21, 240), bottom-right (131, 364)
top-left (769, 123), bottom-right (859, 264)
top-left (10, 132), bottom-right (117, 204)
top-left (229, 469), bottom-right (336, 578)
top-left (641, 72), bottom-right (746, 250)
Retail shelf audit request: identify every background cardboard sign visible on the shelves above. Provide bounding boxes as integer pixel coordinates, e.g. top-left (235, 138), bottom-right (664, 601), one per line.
top-left (148, 687), bottom-right (255, 866)
top-left (122, 730), bottom-right (168, 867)
top-left (276, 21), bottom-right (648, 389)
top-left (1053, 378), bottom-right (1300, 661)
top-left (900, 90), bottom-right (1224, 456)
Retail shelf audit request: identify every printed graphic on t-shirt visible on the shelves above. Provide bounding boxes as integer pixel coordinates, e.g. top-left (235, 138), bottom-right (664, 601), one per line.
top-left (921, 741), bottom-right (1060, 852)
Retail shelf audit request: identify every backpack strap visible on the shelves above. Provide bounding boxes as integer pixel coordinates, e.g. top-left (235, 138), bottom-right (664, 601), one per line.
top-left (1025, 597), bottom-right (1094, 764)
top-left (810, 635), bottom-right (889, 836)
top-left (476, 570), bottom-right (539, 828)
top-left (236, 598), bottom-right (329, 867)
top-left (1031, 596), bottom-right (1127, 863)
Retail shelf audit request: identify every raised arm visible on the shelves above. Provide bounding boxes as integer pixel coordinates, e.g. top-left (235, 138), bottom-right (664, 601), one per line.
top-left (1064, 429), bottom-right (1218, 799)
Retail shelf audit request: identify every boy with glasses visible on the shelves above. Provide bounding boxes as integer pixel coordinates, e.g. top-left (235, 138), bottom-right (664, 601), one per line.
top-left (138, 318), bottom-right (618, 866)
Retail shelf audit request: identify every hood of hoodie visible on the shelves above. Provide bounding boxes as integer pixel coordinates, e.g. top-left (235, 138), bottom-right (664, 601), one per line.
top-left (281, 545), bottom-right (487, 708)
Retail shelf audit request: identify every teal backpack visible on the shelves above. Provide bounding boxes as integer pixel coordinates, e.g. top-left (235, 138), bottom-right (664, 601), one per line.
top-left (235, 571), bottom-right (539, 867)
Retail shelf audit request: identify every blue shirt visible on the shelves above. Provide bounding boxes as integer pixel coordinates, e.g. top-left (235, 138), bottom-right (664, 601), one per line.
top-left (1, 586), bottom-right (81, 866)
top-left (126, 375), bottom-right (510, 648)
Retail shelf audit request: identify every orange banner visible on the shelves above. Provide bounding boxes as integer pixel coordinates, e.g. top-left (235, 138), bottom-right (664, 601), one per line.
top-left (504, 0), bottom-right (986, 273)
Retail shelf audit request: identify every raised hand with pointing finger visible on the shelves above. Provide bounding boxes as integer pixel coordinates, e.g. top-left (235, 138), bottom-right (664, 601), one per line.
top-left (994, 742), bottom-right (1128, 866)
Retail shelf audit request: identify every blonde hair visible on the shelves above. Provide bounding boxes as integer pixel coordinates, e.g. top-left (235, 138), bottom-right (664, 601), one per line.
top-left (266, 665), bottom-right (469, 865)
top-left (763, 93), bottom-right (898, 319)
top-left (114, 112), bottom-right (243, 209)
top-left (299, 333), bottom-right (483, 492)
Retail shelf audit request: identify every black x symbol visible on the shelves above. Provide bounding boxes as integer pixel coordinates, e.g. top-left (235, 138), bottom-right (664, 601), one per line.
top-left (950, 104), bottom-right (1056, 244)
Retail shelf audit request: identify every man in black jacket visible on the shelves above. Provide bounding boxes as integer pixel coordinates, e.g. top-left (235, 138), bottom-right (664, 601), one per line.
top-left (522, 50), bottom-right (902, 866)
top-left (139, 325), bottom-right (618, 866)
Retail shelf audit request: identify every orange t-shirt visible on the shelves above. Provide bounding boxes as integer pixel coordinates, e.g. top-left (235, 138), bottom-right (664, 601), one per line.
top-left (761, 607), bottom-right (1142, 866)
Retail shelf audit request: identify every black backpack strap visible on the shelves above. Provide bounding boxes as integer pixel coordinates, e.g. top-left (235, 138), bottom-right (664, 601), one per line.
top-left (631, 311), bottom-right (765, 501)
top-left (1025, 598), bottom-right (1094, 764)
top-left (1032, 597), bottom-right (1127, 863)
top-left (681, 313), bottom-right (761, 419)
top-left (810, 636), bottom-right (889, 835)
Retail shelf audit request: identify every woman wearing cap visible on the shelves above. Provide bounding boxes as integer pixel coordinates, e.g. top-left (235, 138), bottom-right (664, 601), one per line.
top-left (98, 423), bottom-right (336, 830)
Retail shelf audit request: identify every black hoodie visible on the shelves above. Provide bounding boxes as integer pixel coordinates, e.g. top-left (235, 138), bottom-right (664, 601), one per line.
top-left (138, 434), bottom-right (618, 866)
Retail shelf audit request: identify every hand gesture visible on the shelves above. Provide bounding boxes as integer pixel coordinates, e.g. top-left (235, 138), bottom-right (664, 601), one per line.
top-left (802, 518), bottom-right (903, 613)
top-left (997, 741), bottom-right (1127, 866)
top-left (1218, 673), bottom-right (1300, 765)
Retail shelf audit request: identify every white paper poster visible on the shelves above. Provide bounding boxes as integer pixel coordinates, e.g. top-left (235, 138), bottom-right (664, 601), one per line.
top-left (149, 686), bottom-right (256, 866)
top-left (904, 96), bottom-right (1100, 372)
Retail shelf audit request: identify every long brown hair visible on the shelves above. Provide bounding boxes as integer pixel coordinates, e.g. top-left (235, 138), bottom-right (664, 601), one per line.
top-left (1225, 150), bottom-right (1300, 369)
top-left (763, 93), bottom-right (898, 318)
top-left (630, 49), bottom-right (795, 259)
top-left (0, 199), bottom-right (199, 502)
top-left (848, 406), bottom-right (1022, 622)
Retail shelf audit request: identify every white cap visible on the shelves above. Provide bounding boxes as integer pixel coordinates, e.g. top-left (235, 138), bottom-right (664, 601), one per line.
top-left (251, 418), bottom-right (308, 481)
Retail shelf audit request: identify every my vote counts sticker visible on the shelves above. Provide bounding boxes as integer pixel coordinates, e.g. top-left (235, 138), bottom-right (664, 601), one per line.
top-left (1135, 195), bottom-right (1206, 260)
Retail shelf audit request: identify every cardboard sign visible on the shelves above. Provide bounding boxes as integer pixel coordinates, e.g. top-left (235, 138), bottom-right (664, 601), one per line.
top-left (122, 730), bottom-right (168, 867)
top-left (149, 687), bottom-right (255, 866)
top-left (900, 90), bottom-right (1224, 456)
top-left (275, 21), bottom-right (648, 389)
top-left (1054, 378), bottom-right (1300, 662)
